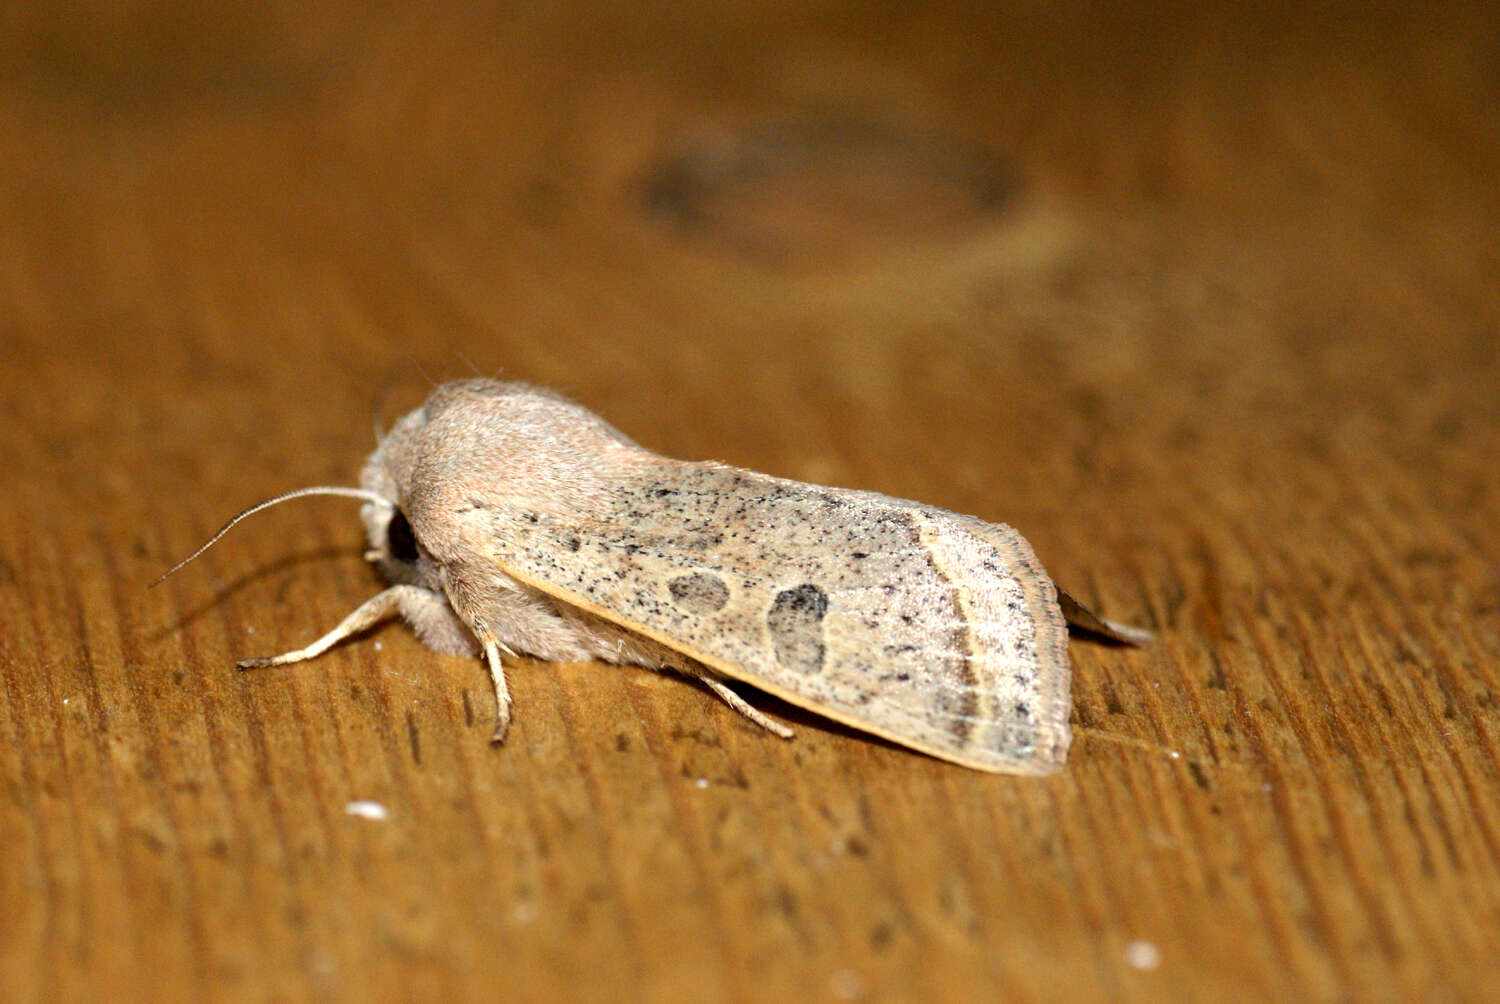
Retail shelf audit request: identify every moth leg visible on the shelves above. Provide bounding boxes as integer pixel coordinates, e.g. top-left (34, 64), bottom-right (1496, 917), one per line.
top-left (237, 585), bottom-right (439, 669)
top-left (480, 639), bottom-right (514, 744)
top-left (700, 676), bottom-right (794, 739)
top-left (1057, 588), bottom-right (1155, 646)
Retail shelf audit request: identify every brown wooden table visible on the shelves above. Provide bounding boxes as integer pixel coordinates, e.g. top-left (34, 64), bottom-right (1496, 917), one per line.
top-left (3, 3), bottom-right (1497, 999)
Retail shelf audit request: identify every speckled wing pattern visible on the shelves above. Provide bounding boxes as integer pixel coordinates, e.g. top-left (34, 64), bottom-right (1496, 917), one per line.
top-left (479, 463), bottom-right (1071, 774)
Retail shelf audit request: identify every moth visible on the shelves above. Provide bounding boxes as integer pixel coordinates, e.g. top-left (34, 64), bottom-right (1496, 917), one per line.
top-left (166, 379), bottom-right (1150, 774)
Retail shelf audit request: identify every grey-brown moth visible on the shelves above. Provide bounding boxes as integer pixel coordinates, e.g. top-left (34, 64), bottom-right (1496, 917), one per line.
top-left (166, 379), bottom-right (1150, 774)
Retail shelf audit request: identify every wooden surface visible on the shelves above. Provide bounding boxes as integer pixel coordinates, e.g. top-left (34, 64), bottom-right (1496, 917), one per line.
top-left (3, 2), bottom-right (1498, 1000)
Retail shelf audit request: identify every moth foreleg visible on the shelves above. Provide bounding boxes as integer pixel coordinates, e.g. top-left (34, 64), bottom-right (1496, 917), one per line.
top-left (699, 675), bottom-right (793, 739)
top-left (237, 585), bottom-right (442, 669)
top-left (480, 639), bottom-right (513, 744)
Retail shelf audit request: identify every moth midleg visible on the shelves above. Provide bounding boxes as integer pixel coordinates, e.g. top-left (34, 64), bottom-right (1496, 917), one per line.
top-left (237, 585), bottom-right (442, 669)
top-left (698, 675), bottom-right (794, 739)
top-left (480, 639), bottom-right (513, 744)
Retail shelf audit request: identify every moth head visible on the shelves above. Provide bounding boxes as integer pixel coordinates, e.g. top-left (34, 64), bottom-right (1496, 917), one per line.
top-left (151, 476), bottom-right (446, 599)
top-left (356, 407), bottom-right (447, 590)
top-left (357, 497), bottom-right (444, 591)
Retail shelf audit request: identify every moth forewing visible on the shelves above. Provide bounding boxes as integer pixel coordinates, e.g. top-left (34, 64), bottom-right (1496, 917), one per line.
top-left (458, 462), bottom-right (1074, 774)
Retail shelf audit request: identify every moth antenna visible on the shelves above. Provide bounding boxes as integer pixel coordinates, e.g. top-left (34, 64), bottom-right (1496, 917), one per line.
top-left (150, 486), bottom-right (393, 588)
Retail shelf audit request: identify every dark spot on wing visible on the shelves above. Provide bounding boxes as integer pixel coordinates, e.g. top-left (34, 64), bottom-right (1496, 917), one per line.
top-left (767, 584), bottom-right (828, 673)
top-left (667, 572), bottom-right (730, 614)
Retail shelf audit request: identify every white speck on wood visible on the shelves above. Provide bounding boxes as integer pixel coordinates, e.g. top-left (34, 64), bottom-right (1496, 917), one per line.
top-left (1124, 940), bottom-right (1162, 970)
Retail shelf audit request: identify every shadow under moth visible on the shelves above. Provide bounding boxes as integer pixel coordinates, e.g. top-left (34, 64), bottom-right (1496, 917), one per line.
top-left (163, 379), bottom-right (1150, 774)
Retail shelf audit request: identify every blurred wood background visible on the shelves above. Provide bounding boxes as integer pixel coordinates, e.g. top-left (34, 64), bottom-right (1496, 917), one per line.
top-left (3, 1), bottom-right (1498, 999)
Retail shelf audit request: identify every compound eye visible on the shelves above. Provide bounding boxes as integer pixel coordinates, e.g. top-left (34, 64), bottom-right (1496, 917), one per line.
top-left (386, 509), bottom-right (419, 563)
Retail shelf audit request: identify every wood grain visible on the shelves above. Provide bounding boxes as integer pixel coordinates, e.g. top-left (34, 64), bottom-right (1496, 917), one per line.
top-left (3, 1), bottom-right (1498, 999)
